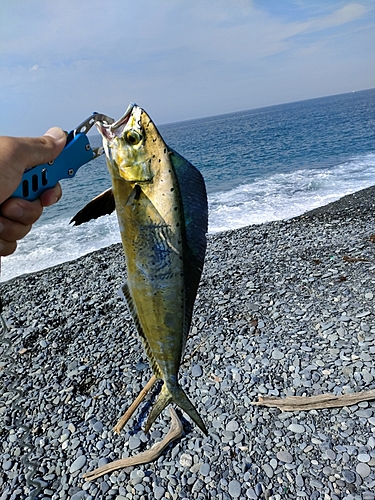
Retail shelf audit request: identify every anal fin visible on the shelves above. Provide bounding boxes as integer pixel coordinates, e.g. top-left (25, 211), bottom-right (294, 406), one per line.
top-left (119, 283), bottom-right (162, 379)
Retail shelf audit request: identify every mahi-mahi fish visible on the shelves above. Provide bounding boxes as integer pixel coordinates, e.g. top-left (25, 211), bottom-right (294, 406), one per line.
top-left (72, 103), bottom-right (208, 434)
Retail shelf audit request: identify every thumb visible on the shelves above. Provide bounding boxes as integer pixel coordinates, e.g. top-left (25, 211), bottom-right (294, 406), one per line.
top-left (17, 127), bottom-right (67, 170)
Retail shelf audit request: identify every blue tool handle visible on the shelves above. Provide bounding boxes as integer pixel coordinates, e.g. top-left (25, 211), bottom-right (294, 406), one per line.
top-left (11, 133), bottom-right (94, 202)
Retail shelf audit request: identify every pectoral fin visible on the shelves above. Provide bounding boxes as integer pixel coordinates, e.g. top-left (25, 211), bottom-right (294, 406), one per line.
top-left (70, 188), bottom-right (115, 226)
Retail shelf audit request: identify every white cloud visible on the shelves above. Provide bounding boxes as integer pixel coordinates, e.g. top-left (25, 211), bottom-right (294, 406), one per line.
top-left (301, 2), bottom-right (368, 33)
top-left (0, 1), bottom-right (373, 135)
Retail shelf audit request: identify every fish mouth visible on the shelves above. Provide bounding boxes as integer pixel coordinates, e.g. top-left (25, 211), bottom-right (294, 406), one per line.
top-left (96, 102), bottom-right (137, 140)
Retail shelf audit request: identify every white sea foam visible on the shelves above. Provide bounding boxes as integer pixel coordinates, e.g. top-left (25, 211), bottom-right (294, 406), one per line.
top-left (1, 213), bottom-right (121, 282)
top-left (208, 153), bottom-right (375, 232)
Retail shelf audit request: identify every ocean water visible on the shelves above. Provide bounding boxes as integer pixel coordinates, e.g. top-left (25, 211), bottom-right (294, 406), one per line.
top-left (2, 89), bottom-right (374, 282)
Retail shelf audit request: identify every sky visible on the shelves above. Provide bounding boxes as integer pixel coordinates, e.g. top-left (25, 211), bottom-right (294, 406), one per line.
top-left (0, 0), bottom-right (374, 136)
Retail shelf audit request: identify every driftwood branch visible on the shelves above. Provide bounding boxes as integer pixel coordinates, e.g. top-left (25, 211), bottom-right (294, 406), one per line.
top-left (113, 375), bottom-right (157, 434)
top-left (84, 407), bottom-right (183, 481)
top-left (252, 389), bottom-right (375, 411)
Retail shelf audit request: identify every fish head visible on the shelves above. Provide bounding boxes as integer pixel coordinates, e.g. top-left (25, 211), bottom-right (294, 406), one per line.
top-left (96, 103), bottom-right (164, 183)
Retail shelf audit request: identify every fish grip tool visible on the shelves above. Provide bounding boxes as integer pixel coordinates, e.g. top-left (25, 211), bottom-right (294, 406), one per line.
top-left (0, 295), bottom-right (43, 499)
top-left (11, 112), bottom-right (114, 201)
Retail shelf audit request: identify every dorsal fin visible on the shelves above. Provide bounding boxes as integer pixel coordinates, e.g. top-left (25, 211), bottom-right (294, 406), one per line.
top-left (169, 148), bottom-right (208, 350)
top-left (70, 188), bottom-right (115, 226)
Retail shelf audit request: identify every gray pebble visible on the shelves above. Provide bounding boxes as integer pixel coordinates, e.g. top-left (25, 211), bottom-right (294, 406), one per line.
top-left (288, 423), bottom-right (305, 433)
top-left (277, 451), bottom-right (293, 463)
top-left (357, 453), bottom-right (371, 463)
top-left (325, 449), bottom-right (336, 460)
top-left (271, 349), bottom-right (284, 360)
top-left (246, 488), bottom-right (257, 499)
top-left (262, 464), bottom-right (274, 478)
top-left (100, 481), bottom-right (110, 495)
top-left (69, 455), bottom-right (86, 473)
top-left (70, 491), bottom-right (88, 500)
top-left (310, 478), bottom-right (323, 488)
top-left (154, 486), bottom-right (165, 499)
top-left (192, 478), bottom-right (204, 493)
top-left (226, 419), bottom-right (239, 432)
top-left (191, 364), bottom-right (203, 377)
top-left (180, 453), bottom-right (193, 467)
top-left (254, 483), bottom-right (264, 496)
top-left (356, 463), bottom-right (371, 478)
top-left (270, 458), bottom-right (277, 469)
top-left (130, 469), bottom-right (145, 485)
top-left (128, 436), bottom-right (141, 450)
top-left (2, 460), bottom-right (12, 471)
top-left (342, 469), bottom-right (356, 483)
top-left (200, 463), bottom-right (210, 476)
top-left (228, 479), bottom-right (242, 498)
top-left (93, 421), bottom-right (103, 433)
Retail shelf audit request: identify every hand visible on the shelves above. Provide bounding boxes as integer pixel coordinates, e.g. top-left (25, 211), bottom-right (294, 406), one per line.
top-left (0, 128), bottom-right (66, 257)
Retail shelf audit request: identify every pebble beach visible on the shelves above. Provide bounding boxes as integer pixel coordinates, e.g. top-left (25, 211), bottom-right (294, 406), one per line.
top-left (1, 186), bottom-right (375, 500)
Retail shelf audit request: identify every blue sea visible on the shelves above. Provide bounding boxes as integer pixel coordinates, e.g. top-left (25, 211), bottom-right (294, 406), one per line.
top-left (2, 89), bottom-right (375, 282)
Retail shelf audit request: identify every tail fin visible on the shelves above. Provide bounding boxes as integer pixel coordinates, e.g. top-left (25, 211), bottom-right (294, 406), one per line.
top-left (145, 383), bottom-right (208, 435)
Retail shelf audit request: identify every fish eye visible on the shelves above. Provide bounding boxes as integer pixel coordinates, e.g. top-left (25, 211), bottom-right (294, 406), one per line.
top-left (125, 130), bottom-right (142, 145)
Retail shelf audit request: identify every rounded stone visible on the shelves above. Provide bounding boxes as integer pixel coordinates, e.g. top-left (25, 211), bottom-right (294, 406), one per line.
top-left (262, 464), bottom-right (274, 478)
top-left (200, 463), bottom-right (210, 476)
top-left (2, 460), bottom-right (13, 471)
top-left (271, 349), bottom-right (284, 360)
top-left (288, 423), bottom-right (305, 434)
top-left (277, 451), bottom-right (293, 463)
top-left (310, 478), bottom-right (323, 489)
top-left (270, 458), bottom-right (277, 469)
top-left (325, 449), bottom-right (336, 460)
top-left (180, 453), bottom-right (193, 467)
top-left (70, 491), bottom-right (87, 500)
top-left (69, 455), bottom-right (87, 473)
top-left (130, 469), bottom-right (145, 485)
top-left (154, 486), bottom-right (165, 499)
top-left (93, 421), bottom-right (103, 433)
top-left (98, 457), bottom-right (110, 467)
top-left (357, 453), bottom-right (370, 463)
top-left (356, 463), bottom-right (371, 478)
top-left (226, 420), bottom-right (239, 432)
top-left (342, 469), bottom-right (356, 483)
top-left (128, 436), bottom-right (141, 450)
top-left (100, 482), bottom-right (110, 495)
top-left (228, 479), bottom-right (242, 498)
top-left (191, 364), bottom-right (203, 377)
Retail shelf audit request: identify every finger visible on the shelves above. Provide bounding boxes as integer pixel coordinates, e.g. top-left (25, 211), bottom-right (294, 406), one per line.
top-left (0, 197), bottom-right (43, 225)
top-left (0, 239), bottom-right (17, 257)
top-left (0, 216), bottom-right (31, 242)
top-left (39, 182), bottom-right (62, 207)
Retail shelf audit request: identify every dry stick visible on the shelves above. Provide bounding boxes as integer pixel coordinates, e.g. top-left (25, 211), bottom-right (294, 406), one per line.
top-left (252, 389), bottom-right (375, 412)
top-left (113, 375), bottom-right (157, 434)
top-left (182, 336), bottom-right (207, 366)
top-left (113, 335), bottom-right (207, 434)
top-left (84, 407), bottom-right (183, 481)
